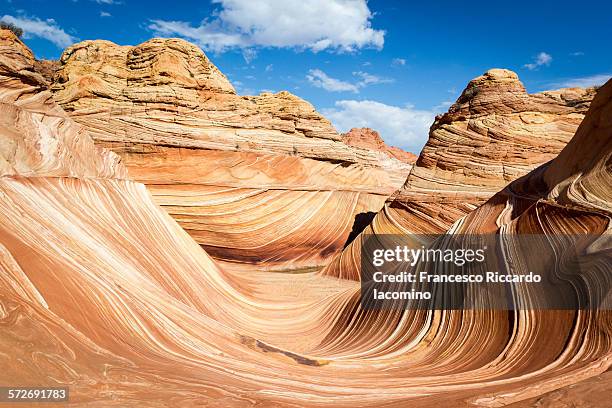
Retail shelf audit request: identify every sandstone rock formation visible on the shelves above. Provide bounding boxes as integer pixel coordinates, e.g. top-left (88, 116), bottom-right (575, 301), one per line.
top-left (46, 37), bottom-right (410, 271)
top-left (323, 68), bottom-right (598, 280)
top-left (397, 68), bottom-right (596, 233)
top-left (1, 29), bottom-right (611, 407)
top-left (317, 76), bottom-right (612, 404)
top-left (0, 32), bottom-right (124, 178)
top-left (341, 127), bottom-right (418, 164)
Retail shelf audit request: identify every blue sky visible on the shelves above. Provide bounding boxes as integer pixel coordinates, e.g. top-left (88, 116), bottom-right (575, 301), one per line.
top-left (2, 0), bottom-right (610, 153)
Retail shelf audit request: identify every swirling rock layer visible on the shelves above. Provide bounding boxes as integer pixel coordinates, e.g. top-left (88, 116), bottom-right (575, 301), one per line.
top-left (316, 77), bottom-right (612, 404)
top-left (1, 29), bottom-right (610, 407)
top-left (46, 37), bottom-right (410, 270)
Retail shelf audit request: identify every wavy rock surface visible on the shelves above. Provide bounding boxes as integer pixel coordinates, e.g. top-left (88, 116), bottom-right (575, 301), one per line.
top-left (1, 29), bottom-right (611, 407)
top-left (314, 77), bottom-right (612, 405)
top-left (46, 38), bottom-right (410, 270)
top-left (323, 69), bottom-right (598, 280)
top-left (341, 127), bottom-right (418, 164)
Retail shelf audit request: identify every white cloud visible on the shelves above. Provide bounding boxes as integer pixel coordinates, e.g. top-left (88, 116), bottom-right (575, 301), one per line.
top-left (94, 0), bottom-right (121, 4)
top-left (323, 100), bottom-right (435, 152)
top-left (148, 0), bottom-right (384, 53)
top-left (307, 69), bottom-right (359, 92)
top-left (556, 74), bottom-right (611, 88)
top-left (392, 57), bottom-right (406, 66)
top-left (570, 51), bottom-right (584, 56)
top-left (307, 69), bottom-right (392, 93)
top-left (524, 52), bottom-right (552, 70)
top-left (0, 15), bottom-right (77, 47)
top-left (352, 70), bottom-right (392, 86)
top-left (100, 11), bottom-right (112, 17)
top-left (242, 48), bottom-right (257, 63)
top-left (147, 19), bottom-right (245, 51)
top-left (265, 64), bottom-right (273, 72)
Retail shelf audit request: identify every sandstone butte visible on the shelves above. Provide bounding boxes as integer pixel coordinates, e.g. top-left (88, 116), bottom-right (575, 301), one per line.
top-left (341, 127), bottom-right (418, 164)
top-left (1, 29), bottom-right (611, 407)
top-left (322, 68), bottom-right (598, 280)
top-left (44, 37), bottom-right (411, 272)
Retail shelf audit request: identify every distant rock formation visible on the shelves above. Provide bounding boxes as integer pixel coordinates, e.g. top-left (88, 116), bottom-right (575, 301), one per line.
top-left (341, 127), bottom-right (418, 164)
top-left (48, 37), bottom-right (411, 271)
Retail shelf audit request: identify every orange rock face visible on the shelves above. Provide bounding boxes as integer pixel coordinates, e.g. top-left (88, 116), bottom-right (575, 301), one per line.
top-left (46, 37), bottom-right (411, 271)
top-left (1, 29), bottom-right (610, 408)
top-left (341, 127), bottom-right (418, 164)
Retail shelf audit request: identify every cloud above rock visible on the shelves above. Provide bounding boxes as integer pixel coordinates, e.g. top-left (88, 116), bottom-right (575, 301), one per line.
top-left (1, 15), bottom-right (77, 48)
top-left (524, 52), bottom-right (552, 70)
top-left (307, 69), bottom-right (392, 93)
top-left (149, 0), bottom-right (384, 53)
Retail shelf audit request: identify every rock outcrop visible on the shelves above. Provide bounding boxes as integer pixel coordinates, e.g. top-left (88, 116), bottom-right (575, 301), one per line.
top-left (47, 37), bottom-right (411, 271)
top-left (0, 31), bottom-right (124, 178)
top-left (32, 59), bottom-right (59, 83)
top-left (341, 127), bottom-right (418, 164)
top-left (394, 68), bottom-right (596, 234)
